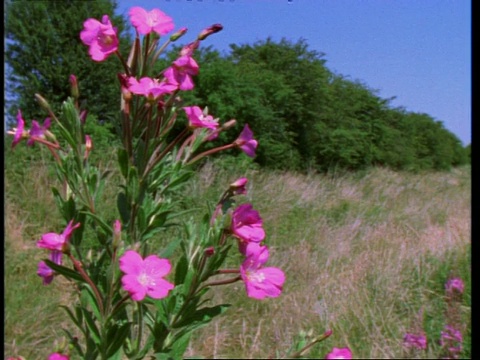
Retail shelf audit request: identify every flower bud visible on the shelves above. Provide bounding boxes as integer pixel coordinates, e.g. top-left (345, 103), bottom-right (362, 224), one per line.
top-left (113, 220), bottom-right (121, 249)
top-left (69, 74), bottom-right (79, 99)
top-left (229, 177), bottom-right (248, 195)
top-left (79, 110), bottom-right (88, 125)
top-left (84, 135), bottom-right (93, 160)
top-left (44, 130), bottom-right (57, 143)
top-left (221, 119), bottom-right (237, 130)
top-left (204, 246), bottom-right (215, 257)
top-left (170, 27), bottom-right (188, 42)
top-left (35, 93), bottom-right (51, 111)
top-left (180, 40), bottom-right (200, 57)
top-left (197, 24), bottom-right (223, 40)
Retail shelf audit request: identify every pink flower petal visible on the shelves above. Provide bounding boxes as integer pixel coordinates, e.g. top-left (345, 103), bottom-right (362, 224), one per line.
top-left (119, 250), bottom-right (144, 275)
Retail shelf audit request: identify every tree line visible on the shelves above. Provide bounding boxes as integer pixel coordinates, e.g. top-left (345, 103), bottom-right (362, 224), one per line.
top-left (5, 0), bottom-right (469, 173)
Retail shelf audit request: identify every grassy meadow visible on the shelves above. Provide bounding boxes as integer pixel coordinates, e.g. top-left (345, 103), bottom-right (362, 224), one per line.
top-left (4, 144), bottom-right (471, 359)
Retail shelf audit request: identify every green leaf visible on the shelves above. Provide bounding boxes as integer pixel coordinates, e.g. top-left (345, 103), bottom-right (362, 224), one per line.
top-left (174, 255), bottom-right (188, 285)
top-left (106, 321), bottom-right (131, 358)
top-left (80, 285), bottom-right (103, 322)
top-left (118, 148), bottom-right (129, 179)
top-left (159, 238), bottom-right (182, 259)
top-left (44, 259), bottom-right (85, 283)
top-left (81, 308), bottom-right (101, 345)
top-left (154, 331), bottom-right (192, 360)
top-left (173, 305), bottom-right (231, 329)
top-left (81, 210), bottom-right (114, 235)
top-left (60, 305), bottom-right (82, 330)
top-left (117, 191), bottom-right (131, 224)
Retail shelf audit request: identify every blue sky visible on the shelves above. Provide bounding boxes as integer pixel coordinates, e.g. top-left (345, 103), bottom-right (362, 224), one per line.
top-left (118, 0), bottom-right (471, 145)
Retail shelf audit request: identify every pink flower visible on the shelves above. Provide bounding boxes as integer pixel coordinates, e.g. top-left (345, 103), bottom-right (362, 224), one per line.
top-left (445, 277), bottom-right (464, 294)
top-left (240, 243), bottom-right (285, 299)
top-left (440, 325), bottom-right (462, 345)
top-left (80, 15), bottom-right (118, 62)
top-left (129, 7), bottom-right (174, 35)
top-left (28, 118), bottom-right (51, 146)
top-left (325, 347), bottom-right (353, 359)
top-left (37, 250), bottom-right (62, 285)
top-left (403, 332), bottom-right (427, 350)
top-left (234, 124), bottom-right (258, 157)
top-left (11, 110), bottom-right (27, 148)
top-left (231, 204), bottom-right (265, 245)
top-left (119, 250), bottom-right (174, 301)
top-left (128, 77), bottom-right (177, 101)
top-left (48, 353), bottom-right (69, 360)
top-left (164, 55), bottom-right (199, 91)
top-left (230, 177), bottom-right (248, 195)
top-left (37, 220), bottom-right (81, 252)
top-left (183, 106), bottom-right (219, 130)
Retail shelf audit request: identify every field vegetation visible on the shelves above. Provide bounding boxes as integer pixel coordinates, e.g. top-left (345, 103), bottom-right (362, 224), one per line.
top-left (5, 143), bottom-right (471, 359)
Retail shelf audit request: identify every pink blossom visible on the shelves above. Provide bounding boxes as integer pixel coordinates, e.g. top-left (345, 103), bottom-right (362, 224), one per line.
top-left (234, 124), bottom-right (258, 157)
top-left (325, 347), bottom-right (353, 359)
top-left (440, 325), bottom-right (462, 345)
top-left (37, 250), bottom-right (62, 285)
top-left (28, 118), bottom-right (51, 146)
top-left (403, 332), bottom-right (427, 350)
top-left (164, 56), bottom-right (199, 91)
top-left (119, 250), bottom-right (174, 301)
top-left (183, 106), bottom-right (219, 130)
top-left (80, 15), bottom-right (118, 61)
top-left (129, 7), bottom-right (174, 35)
top-left (48, 353), bottom-right (69, 360)
top-left (128, 77), bottom-right (177, 101)
top-left (11, 110), bottom-right (27, 148)
top-left (445, 277), bottom-right (464, 294)
top-left (231, 204), bottom-right (265, 245)
top-left (240, 244), bottom-right (285, 299)
top-left (37, 220), bottom-right (81, 252)
top-left (230, 177), bottom-right (248, 195)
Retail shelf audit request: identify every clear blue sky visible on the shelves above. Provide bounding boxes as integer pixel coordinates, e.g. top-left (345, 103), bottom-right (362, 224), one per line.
top-left (118, 0), bottom-right (471, 145)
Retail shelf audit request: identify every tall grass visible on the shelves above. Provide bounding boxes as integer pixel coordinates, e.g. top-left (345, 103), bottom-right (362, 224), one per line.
top-left (4, 144), bottom-right (471, 359)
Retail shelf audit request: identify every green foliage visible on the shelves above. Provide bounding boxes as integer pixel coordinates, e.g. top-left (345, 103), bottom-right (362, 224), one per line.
top-left (155, 38), bottom-right (467, 173)
top-left (5, 0), bottom-right (131, 127)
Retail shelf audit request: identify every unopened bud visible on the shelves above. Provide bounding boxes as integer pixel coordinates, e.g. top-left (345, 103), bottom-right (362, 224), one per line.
top-left (180, 40), bottom-right (200, 57)
top-left (204, 246), bottom-right (215, 257)
top-left (170, 27), bottom-right (188, 42)
top-left (69, 74), bottom-right (79, 99)
top-left (44, 130), bottom-right (57, 142)
top-left (113, 220), bottom-right (121, 249)
top-left (85, 135), bottom-right (93, 155)
top-left (35, 93), bottom-right (51, 111)
top-left (221, 119), bottom-right (237, 130)
top-left (79, 110), bottom-right (88, 124)
top-left (197, 24), bottom-right (223, 40)
top-left (122, 87), bottom-right (132, 102)
top-left (229, 177), bottom-right (248, 195)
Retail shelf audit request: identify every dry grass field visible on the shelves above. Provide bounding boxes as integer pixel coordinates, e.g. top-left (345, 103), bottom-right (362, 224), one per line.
top-left (4, 148), bottom-right (470, 359)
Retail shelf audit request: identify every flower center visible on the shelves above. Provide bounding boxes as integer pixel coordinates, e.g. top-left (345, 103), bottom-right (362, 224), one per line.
top-left (247, 270), bottom-right (265, 283)
top-left (137, 272), bottom-right (151, 286)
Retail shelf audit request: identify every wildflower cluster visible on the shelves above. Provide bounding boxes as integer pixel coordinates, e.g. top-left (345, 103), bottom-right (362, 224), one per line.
top-left (6, 6), bottom-right (295, 359)
top-left (402, 276), bottom-right (467, 358)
